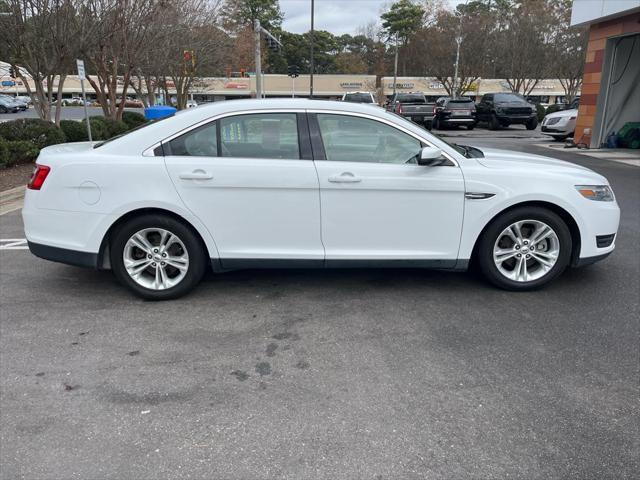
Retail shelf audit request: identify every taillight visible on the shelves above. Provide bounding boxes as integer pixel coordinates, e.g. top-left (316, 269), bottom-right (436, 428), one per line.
top-left (397, 104), bottom-right (402, 114)
top-left (432, 105), bottom-right (437, 114)
top-left (27, 164), bottom-right (50, 190)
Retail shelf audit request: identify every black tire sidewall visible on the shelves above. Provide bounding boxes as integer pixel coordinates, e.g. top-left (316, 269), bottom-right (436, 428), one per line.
top-left (110, 214), bottom-right (207, 300)
top-left (477, 207), bottom-right (572, 291)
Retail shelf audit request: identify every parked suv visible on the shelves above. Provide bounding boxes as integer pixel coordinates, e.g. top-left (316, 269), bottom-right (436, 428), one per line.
top-left (433, 97), bottom-right (477, 130)
top-left (476, 93), bottom-right (538, 130)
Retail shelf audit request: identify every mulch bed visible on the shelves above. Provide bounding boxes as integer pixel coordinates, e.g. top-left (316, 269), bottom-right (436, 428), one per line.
top-left (0, 163), bottom-right (34, 191)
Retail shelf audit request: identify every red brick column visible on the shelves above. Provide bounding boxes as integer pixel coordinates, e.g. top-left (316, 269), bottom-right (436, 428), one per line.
top-left (574, 13), bottom-right (640, 147)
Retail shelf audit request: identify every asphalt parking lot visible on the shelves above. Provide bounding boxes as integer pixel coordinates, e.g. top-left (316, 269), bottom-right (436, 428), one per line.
top-left (1, 135), bottom-right (638, 479)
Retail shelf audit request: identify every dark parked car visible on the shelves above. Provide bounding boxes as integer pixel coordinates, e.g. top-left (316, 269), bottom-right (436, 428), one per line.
top-left (476, 93), bottom-right (538, 130)
top-left (387, 93), bottom-right (434, 128)
top-left (433, 97), bottom-right (477, 130)
top-left (0, 96), bottom-right (20, 113)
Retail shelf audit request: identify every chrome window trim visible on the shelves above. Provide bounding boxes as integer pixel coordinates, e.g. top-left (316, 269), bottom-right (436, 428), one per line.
top-left (142, 142), bottom-right (161, 157)
top-left (155, 107), bottom-right (460, 167)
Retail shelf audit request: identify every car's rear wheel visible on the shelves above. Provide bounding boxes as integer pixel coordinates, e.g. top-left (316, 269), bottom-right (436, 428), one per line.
top-left (477, 207), bottom-right (572, 290)
top-left (0, 106), bottom-right (7, 114)
top-left (466, 124), bottom-right (475, 130)
top-left (110, 214), bottom-right (206, 300)
top-left (526, 118), bottom-right (538, 130)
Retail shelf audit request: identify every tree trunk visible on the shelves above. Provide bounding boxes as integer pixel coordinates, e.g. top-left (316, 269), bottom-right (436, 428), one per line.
top-left (54, 74), bottom-right (67, 126)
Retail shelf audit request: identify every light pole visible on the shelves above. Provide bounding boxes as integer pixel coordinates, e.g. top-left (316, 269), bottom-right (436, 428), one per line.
top-left (453, 34), bottom-right (462, 99)
top-left (254, 19), bottom-right (262, 99)
top-left (392, 33), bottom-right (399, 97)
top-left (309, 0), bottom-right (315, 98)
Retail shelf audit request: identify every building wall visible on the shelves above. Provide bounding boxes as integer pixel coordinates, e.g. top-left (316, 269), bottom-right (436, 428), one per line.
top-left (573, 12), bottom-right (640, 146)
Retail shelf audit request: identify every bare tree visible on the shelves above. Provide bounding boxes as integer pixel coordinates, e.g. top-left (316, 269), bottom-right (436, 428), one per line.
top-left (0, 0), bottom-right (78, 124)
top-left (551, 0), bottom-right (587, 102)
top-left (78, 0), bottom-right (167, 120)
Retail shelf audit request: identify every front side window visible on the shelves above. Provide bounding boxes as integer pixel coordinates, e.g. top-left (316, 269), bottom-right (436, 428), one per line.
top-left (219, 113), bottom-right (300, 159)
top-left (316, 114), bottom-right (422, 164)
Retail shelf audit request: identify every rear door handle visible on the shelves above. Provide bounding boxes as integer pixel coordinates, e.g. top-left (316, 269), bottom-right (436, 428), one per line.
top-left (179, 170), bottom-right (213, 180)
top-left (328, 172), bottom-right (362, 183)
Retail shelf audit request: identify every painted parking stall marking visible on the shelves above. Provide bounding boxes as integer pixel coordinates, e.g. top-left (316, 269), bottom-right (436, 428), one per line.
top-left (0, 238), bottom-right (28, 250)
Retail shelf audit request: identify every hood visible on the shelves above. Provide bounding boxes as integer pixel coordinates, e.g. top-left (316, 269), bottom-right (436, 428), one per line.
top-left (474, 147), bottom-right (606, 182)
top-left (545, 108), bottom-right (578, 119)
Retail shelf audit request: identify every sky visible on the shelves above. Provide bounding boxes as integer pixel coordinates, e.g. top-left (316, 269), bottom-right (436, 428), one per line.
top-left (280, 0), bottom-right (464, 35)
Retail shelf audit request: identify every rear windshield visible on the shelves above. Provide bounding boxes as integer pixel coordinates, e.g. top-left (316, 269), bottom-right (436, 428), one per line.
top-left (344, 93), bottom-right (373, 103)
top-left (448, 99), bottom-right (473, 105)
top-left (494, 93), bottom-right (525, 102)
top-left (397, 94), bottom-right (426, 103)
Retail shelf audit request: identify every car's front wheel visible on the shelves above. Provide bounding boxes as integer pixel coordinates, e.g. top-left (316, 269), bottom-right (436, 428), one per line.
top-left (477, 207), bottom-right (572, 290)
top-left (526, 118), bottom-right (538, 130)
top-left (110, 214), bottom-right (207, 300)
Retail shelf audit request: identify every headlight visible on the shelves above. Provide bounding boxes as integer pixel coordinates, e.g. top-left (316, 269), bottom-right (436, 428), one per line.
top-left (575, 185), bottom-right (615, 201)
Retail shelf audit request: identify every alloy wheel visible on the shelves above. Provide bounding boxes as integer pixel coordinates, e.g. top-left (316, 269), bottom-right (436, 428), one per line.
top-left (492, 219), bottom-right (560, 283)
top-left (123, 228), bottom-right (189, 290)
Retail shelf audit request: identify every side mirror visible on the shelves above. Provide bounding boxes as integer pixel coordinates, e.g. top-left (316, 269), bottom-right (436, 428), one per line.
top-left (418, 146), bottom-right (444, 166)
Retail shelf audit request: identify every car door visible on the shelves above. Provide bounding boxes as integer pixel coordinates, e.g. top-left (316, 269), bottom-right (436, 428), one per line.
top-left (310, 112), bottom-right (465, 265)
top-left (163, 111), bottom-right (323, 268)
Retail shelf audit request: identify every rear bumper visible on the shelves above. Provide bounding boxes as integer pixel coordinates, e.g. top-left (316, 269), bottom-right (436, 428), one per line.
top-left (28, 241), bottom-right (99, 268)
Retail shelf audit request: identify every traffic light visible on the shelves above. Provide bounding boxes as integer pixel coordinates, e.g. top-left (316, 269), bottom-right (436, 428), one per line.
top-left (182, 49), bottom-right (196, 75)
top-left (287, 65), bottom-right (300, 78)
top-left (8, 66), bottom-right (15, 78)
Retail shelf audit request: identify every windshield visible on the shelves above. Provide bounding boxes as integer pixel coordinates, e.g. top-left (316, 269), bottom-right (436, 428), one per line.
top-left (344, 93), bottom-right (373, 103)
top-left (494, 93), bottom-right (525, 102)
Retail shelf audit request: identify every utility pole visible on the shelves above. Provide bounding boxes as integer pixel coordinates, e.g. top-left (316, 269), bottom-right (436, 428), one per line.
top-left (392, 33), bottom-right (399, 97)
top-left (310, 0), bottom-right (315, 98)
top-left (254, 19), bottom-right (262, 99)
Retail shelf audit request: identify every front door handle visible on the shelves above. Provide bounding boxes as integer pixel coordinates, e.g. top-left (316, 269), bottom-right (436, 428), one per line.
top-left (328, 172), bottom-right (362, 183)
top-left (179, 170), bottom-right (213, 180)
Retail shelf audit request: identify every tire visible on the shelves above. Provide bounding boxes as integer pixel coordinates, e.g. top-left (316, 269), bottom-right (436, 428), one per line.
top-left (489, 113), bottom-right (500, 130)
top-left (476, 206), bottom-right (572, 291)
top-left (432, 116), bottom-right (440, 130)
top-left (552, 135), bottom-right (568, 142)
top-left (0, 106), bottom-right (6, 114)
top-left (424, 120), bottom-right (432, 131)
top-left (466, 124), bottom-right (475, 130)
top-left (526, 118), bottom-right (538, 130)
top-left (110, 214), bottom-right (207, 300)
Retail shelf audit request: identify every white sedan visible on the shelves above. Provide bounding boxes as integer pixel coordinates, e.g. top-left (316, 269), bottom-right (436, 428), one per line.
top-left (22, 99), bottom-right (620, 299)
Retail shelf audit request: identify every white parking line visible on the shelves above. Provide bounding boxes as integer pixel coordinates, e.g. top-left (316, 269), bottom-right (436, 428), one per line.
top-left (0, 238), bottom-right (29, 250)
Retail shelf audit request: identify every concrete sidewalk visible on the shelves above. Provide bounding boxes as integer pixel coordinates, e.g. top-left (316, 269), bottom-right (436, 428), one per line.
top-left (535, 143), bottom-right (640, 167)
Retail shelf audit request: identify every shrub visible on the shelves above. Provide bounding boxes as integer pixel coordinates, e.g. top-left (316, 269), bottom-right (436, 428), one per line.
top-left (535, 103), bottom-right (546, 122)
top-left (88, 117), bottom-right (110, 140)
top-left (4, 140), bottom-right (40, 166)
top-left (102, 118), bottom-right (129, 138)
top-left (122, 111), bottom-right (147, 129)
top-left (60, 120), bottom-right (89, 142)
top-left (0, 138), bottom-right (9, 166)
top-left (0, 118), bottom-right (66, 149)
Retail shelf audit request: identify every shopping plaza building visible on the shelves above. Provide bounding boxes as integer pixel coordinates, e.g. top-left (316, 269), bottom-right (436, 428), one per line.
top-left (571, 0), bottom-right (640, 148)
top-left (0, 64), bottom-right (575, 108)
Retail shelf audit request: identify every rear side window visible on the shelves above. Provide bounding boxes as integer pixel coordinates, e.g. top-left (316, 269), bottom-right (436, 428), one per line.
top-left (344, 93), bottom-right (373, 103)
top-left (219, 113), bottom-right (300, 160)
top-left (397, 94), bottom-right (426, 103)
top-left (167, 122), bottom-right (218, 156)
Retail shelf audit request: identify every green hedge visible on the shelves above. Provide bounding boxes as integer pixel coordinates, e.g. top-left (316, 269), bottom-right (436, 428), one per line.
top-left (5, 141), bottom-right (40, 165)
top-left (536, 104), bottom-right (546, 122)
top-left (546, 104), bottom-right (564, 115)
top-left (60, 120), bottom-right (89, 142)
top-left (0, 118), bottom-right (66, 149)
top-left (0, 138), bottom-right (9, 166)
top-left (122, 111), bottom-right (147, 129)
